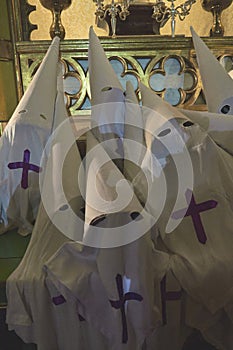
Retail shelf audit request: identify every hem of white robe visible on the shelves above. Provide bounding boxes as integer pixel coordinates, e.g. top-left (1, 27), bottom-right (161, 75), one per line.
top-left (7, 323), bottom-right (36, 344)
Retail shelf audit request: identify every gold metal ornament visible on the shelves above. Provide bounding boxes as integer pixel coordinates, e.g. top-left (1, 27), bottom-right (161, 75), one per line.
top-left (201, 0), bottom-right (233, 36)
top-left (39, 0), bottom-right (72, 39)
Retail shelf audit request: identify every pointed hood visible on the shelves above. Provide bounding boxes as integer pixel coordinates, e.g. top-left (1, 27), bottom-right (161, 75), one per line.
top-left (183, 108), bottom-right (233, 156)
top-left (139, 82), bottom-right (190, 143)
top-left (139, 82), bottom-right (206, 159)
top-left (39, 63), bottom-right (85, 242)
top-left (83, 128), bottom-right (153, 248)
top-left (139, 83), bottom-right (201, 234)
top-left (191, 26), bottom-right (233, 114)
top-left (88, 27), bottom-right (125, 152)
top-left (7, 36), bottom-right (60, 130)
top-left (0, 37), bottom-right (60, 234)
top-left (88, 27), bottom-right (123, 106)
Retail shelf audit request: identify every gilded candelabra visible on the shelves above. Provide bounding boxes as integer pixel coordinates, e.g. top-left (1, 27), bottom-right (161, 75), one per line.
top-left (201, 0), bottom-right (233, 36)
top-left (153, 0), bottom-right (196, 38)
top-left (93, 0), bottom-right (132, 37)
top-left (39, 0), bottom-right (72, 39)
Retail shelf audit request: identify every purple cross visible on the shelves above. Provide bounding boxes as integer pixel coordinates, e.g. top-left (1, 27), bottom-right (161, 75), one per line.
top-left (110, 274), bottom-right (143, 344)
top-left (160, 275), bottom-right (182, 325)
top-left (8, 149), bottom-right (42, 189)
top-left (172, 189), bottom-right (218, 244)
top-left (52, 294), bottom-right (85, 322)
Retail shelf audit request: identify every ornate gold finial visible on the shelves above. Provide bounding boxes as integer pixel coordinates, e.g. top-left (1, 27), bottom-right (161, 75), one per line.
top-left (201, 0), bottom-right (232, 36)
top-left (39, 0), bottom-right (72, 39)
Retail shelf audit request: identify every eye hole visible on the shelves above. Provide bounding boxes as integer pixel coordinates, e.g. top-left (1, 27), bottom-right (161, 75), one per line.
top-left (101, 86), bottom-right (112, 92)
top-left (90, 214), bottom-right (107, 226)
top-left (130, 211), bottom-right (141, 221)
top-left (59, 204), bottom-right (69, 211)
top-left (157, 128), bottom-right (171, 137)
top-left (220, 105), bottom-right (231, 114)
top-left (19, 109), bottom-right (27, 114)
top-left (183, 121), bottom-right (194, 127)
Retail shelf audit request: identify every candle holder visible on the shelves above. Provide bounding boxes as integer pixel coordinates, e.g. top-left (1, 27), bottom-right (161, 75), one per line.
top-left (93, 0), bottom-right (132, 37)
top-left (201, 0), bottom-right (232, 36)
top-left (39, 0), bottom-right (72, 39)
top-left (152, 0), bottom-right (196, 38)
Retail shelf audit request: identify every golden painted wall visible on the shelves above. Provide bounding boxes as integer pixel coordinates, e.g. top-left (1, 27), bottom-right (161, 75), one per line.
top-left (28, 0), bottom-right (233, 40)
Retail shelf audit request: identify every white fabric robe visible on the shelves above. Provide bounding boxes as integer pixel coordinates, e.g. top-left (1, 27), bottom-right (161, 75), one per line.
top-left (0, 37), bottom-right (60, 236)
